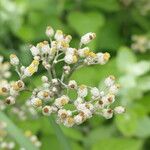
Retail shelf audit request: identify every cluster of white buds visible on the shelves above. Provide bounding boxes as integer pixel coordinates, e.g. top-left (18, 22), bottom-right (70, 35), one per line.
top-left (1, 26), bottom-right (125, 127)
top-left (0, 56), bottom-right (11, 110)
top-left (24, 130), bottom-right (42, 149)
top-left (0, 54), bottom-right (40, 105)
top-left (0, 121), bottom-right (16, 150)
top-left (0, 55), bottom-right (11, 80)
top-left (30, 74), bottom-right (124, 127)
top-left (0, 121), bottom-right (41, 150)
top-left (131, 35), bottom-right (150, 53)
top-left (10, 101), bottom-right (38, 121)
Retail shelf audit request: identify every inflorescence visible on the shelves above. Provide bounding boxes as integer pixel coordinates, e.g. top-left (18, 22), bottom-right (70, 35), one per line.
top-left (0, 26), bottom-right (125, 127)
top-left (0, 121), bottom-right (41, 150)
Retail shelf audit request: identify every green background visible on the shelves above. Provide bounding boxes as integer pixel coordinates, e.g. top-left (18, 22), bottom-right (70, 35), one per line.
top-left (0, 0), bottom-right (150, 150)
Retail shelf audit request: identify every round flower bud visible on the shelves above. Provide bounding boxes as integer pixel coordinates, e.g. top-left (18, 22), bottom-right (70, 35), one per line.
top-left (63, 65), bottom-right (71, 74)
top-left (114, 106), bottom-right (125, 114)
top-left (10, 54), bottom-right (19, 66)
top-left (101, 109), bottom-right (113, 119)
top-left (104, 75), bottom-right (115, 87)
top-left (74, 97), bottom-right (83, 106)
top-left (52, 78), bottom-right (59, 85)
top-left (90, 87), bottom-right (100, 99)
top-left (64, 54), bottom-right (74, 64)
top-left (81, 32), bottom-right (96, 45)
top-left (45, 26), bottom-right (54, 37)
top-left (41, 76), bottom-right (48, 82)
top-left (68, 80), bottom-right (77, 89)
top-left (5, 96), bottom-right (15, 105)
top-left (42, 106), bottom-right (52, 116)
top-left (74, 114), bottom-right (83, 125)
top-left (64, 117), bottom-right (75, 127)
top-left (78, 47), bottom-right (90, 57)
top-left (52, 87), bottom-right (58, 93)
top-left (30, 98), bottom-right (42, 107)
top-left (54, 95), bottom-right (69, 108)
top-left (54, 30), bottom-right (64, 41)
top-left (30, 45), bottom-right (40, 56)
top-left (77, 85), bottom-right (88, 98)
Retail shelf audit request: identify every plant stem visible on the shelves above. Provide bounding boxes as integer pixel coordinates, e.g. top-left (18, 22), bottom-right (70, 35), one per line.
top-left (49, 116), bottom-right (72, 150)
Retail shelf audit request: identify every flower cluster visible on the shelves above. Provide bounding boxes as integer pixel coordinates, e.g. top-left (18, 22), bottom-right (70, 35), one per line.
top-left (10, 101), bottom-right (38, 121)
top-left (0, 121), bottom-right (15, 150)
top-left (0, 26), bottom-right (125, 127)
top-left (131, 35), bottom-right (150, 53)
top-left (0, 56), bottom-right (11, 110)
top-left (0, 121), bottom-right (41, 150)
top-left (23, 130), bottom-right (42, 149)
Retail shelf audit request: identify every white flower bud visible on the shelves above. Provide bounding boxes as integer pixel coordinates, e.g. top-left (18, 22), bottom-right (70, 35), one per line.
top-left (52, 87), bottom-right (58, 93)
top-left (43, 83), bottom-right (50, 88)
top-left (114, 106), bottom-right (125, 114)
top-left (90, 87), bottom-right (100, 99)
top-left (5, 96), bottom-right (15, 105)
top-left (54, 30), bottom-right (64, 41)
top-left (65, 35), bottom-right (72, 43)
top-left (74, 97), bottom-right (83, 106)
top-left (41, 76), bottom-right (48, 82)
top-left (64, 117), bottom-right (74, 127)
top-left (10, 54), bottom-right (19, 66)
top-left (52, 78), bottom-right (59, 85)
top-left (104, 75), bottom-right (115, 87)
top-left (101, 109), bottom-right (113, 119)
top-left (42, 106), bottom-right (52, 116)
top-left (81, 32), bottom-right (96, 45)
top-left (74, 115), bottom-right (83, 125)
top-left (97, 52), bottom-right (110, 64)
top-left (63, 65), bottom-right (71, 74)
top-left (109, 84), bottom-right (119, 94)
top-left (66, 48), bottom-right (76, 55)
top-left (20, 66), bottom-right (26, 72)
top-left (30, 45), bottom-right (40, 56)
top-left (37, 91), bottom-right (51, 100)
top-left (68, 80), bottom-right (77, 89)
top-left (78, 47), bottom-right (90, 57)
top-left (38, 41), bottom-right (50, 54)
top-left (54, 95), bottom-right (69, 108)
top-left (64, 54), bottom-right (74, 64)
top-left (45, 26), bottom-right (54, 37)
top-left (30, 97), bottom-right (42, 107)
top-left (77, 85), bottom-right (88, 98)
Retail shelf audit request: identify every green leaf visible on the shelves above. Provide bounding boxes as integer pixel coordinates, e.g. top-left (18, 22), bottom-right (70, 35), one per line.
top-left (96, 18), bottom-right (124, 50)
top-left (0, 112), bottom-right (38, 150)
top-left (68, 11), bottom-right (105, 36)
top-left (92, 138), bottom-right (143, 150)
top-left (115, 110), bottom-right (138, 137)
top-left (135, 116), bottom-right (150, 138)
top-left (84, 125), bottom-right (115, 147)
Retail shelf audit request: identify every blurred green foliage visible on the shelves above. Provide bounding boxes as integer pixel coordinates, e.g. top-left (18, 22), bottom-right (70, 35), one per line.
top-left (0, 0), bottom-right (150, 150)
